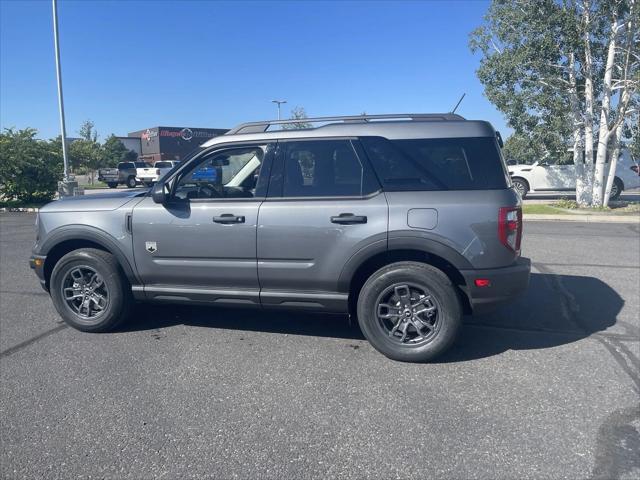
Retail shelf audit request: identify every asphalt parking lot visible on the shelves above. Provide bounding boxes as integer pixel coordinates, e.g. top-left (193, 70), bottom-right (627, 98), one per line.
top-left (1, 213), bottom-right (639, 479)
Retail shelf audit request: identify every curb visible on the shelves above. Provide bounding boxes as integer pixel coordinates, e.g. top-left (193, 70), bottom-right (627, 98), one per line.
top-left (524, 213), bottom-right (639, 223)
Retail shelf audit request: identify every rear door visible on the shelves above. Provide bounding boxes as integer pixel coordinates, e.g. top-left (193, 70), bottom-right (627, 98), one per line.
top-left (257, 138), bottom-right (387, 311)
top-left (532, 159), bottom-right (575, 190)
top-left (131, 143), bottom-right (273, 305)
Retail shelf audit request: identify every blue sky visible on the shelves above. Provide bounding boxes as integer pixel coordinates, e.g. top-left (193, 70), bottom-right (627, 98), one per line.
top-left (0, 0), bottom-right (509, 140)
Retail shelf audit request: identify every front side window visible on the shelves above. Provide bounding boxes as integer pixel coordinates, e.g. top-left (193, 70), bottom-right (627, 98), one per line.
top-left (174, 146), bottom-right (265, 200)
top-left (361, 136), bottom-right (508, 191)
top-left (281, 140), bottom-right (378, 197)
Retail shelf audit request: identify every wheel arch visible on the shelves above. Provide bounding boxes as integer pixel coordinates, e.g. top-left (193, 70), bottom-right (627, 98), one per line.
top-left (40, 227), bottom-right (138, 291)
top-left (340, 239), bottom-right (473, 315)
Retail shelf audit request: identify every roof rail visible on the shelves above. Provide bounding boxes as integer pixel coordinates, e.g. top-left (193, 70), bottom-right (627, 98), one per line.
top-left (226, 113), bottom-right (465, 135)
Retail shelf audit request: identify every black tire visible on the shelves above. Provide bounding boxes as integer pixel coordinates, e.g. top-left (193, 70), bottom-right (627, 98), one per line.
top-left (512, 178), bottom-right (529, 199)
top-left (356, 261), bottom-right (462, 362)
top-left (610, 177), bottom-right (623, 200)
top-left (107, 182), bottom-right (118, 189)
top-left (126, 176), bottom-right (137, 188)
top-left (50, 248), bottom-right (132, 332)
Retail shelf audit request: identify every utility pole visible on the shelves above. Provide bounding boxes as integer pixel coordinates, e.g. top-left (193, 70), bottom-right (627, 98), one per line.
top-left (271, 100), bottom-right (287, 120)
top-left (52, 0), bottom-right (73, 192)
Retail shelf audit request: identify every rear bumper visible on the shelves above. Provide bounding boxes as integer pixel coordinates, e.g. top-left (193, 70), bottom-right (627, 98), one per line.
top-left (460, 257), bottom-right (531, 314)
top-left (29, 254), bottom-right (48, 292)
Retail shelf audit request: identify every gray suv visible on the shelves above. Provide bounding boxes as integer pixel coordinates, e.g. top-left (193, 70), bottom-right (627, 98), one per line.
top-left (30, 113), bottom-right (530, 362)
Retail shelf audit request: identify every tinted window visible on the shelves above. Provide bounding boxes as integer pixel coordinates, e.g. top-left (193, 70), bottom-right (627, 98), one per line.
top-left (118, 162), bottom-right (135, 170)
top-left (135, 162), bottom-right (152, 168)
top-left (361, 137), bottom-right (508, 191)
top-left (281, 140), bottom-right (378, 197)
top-left (155, 161), bottom-right (173, 168)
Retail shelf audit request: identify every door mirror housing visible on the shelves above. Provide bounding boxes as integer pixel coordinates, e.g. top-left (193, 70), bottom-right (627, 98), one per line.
top-left (151, 182), bottom-right (168, 204)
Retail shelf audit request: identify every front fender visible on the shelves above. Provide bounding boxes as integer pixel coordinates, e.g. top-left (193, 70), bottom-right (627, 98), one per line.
top-left (37, 225), bottom-right (140, 286)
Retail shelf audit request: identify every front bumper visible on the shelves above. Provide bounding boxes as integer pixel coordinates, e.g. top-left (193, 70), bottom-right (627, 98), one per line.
top-left (29, 254), bottom-right (48, 292)
top-left (460, 257), bottom-right (531, 314)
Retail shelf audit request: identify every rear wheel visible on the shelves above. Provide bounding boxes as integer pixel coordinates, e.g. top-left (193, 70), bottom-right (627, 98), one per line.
top-left (49, 248), bottom-right (132, 332)
top-left (356, 262), bottom-right (462, 362)
top-left (126, 176), bottom-right (137, 188)
top-left (107, 182), bottom-right (118, 189)
top-left (610, 177), bottom-right (623, 200)
top-left (512, 178), bottom-right (529, 198)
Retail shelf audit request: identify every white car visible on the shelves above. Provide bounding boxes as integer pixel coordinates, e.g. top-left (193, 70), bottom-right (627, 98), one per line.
top-left (508, 149), bottom-right (640, 199)
top-left (134, 162), bottom-right (156, 186)
top-left (154, 160), bottom-right (181, 181)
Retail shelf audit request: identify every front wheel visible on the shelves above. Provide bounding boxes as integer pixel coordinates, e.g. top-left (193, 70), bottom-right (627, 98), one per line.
top-left (610, 177), bottom-right (623, 201)
top-left (356, 262), bottom-right (462, 362)
top-left (49, 248), bottom-right (132, 332)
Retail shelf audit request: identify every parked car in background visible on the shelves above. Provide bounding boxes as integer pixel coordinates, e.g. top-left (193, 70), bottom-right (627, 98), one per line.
top-left (134, 162), bottom-right (157, 187)
top-left (97, 162), bottom-right (138, 189)
top-left (30, 113), bottom-right (530, 362)
top-left (508, 149), bottom-right (640, 199)
top-left (154, 160), bottom-right (181, 181)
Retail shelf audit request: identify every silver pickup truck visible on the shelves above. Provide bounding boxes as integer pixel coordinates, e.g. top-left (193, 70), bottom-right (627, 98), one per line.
top-left (98, 162), bottom-right (148, 188)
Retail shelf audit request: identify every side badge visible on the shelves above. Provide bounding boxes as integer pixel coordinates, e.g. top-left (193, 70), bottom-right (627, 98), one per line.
top-left (145, 241), bottom-right (157, 253)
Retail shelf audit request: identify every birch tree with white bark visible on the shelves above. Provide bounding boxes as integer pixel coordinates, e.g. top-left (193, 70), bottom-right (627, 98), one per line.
top-left (471, 0), bottom-right (639, 207)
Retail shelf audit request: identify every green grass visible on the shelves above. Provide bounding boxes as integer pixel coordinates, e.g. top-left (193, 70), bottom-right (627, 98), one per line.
top-left (523, 204), bottom-right (567, 215)
top-left (78, 182), bottom-right (108, 190)
top-left (523, 201), bottom-right (640, 215)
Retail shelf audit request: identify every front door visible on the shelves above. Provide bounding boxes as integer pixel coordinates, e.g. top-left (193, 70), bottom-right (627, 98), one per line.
top-left (131, 143), bottom-right (273, 305)
top-left (257, 138), bottom-right (388, 311)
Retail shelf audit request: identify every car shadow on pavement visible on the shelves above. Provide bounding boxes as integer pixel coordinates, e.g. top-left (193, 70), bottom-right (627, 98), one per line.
top-left (437, 272), bottom-right (627, 363)
top-left (120, 272), bottom-right (627, 362)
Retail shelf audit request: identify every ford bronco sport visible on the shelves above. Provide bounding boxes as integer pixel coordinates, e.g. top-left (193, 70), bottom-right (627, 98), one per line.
top-left (30, 113), bottom-right (530, 362)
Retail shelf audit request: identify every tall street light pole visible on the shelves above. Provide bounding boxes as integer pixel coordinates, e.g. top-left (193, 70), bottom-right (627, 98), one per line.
top-left (52, 0), bottom-right (70, 182)
top-left (271, 100), bottom-right (287, 120)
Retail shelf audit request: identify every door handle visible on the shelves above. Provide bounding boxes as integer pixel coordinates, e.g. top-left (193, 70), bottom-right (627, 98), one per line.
top-left (330, 213), bottom-right (367, 224)
top-left (213, 214), bottom-right (245, 224)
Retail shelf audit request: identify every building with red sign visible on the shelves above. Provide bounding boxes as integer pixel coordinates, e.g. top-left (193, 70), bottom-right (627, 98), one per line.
top-left (128, 126), bottom-right (228, 164)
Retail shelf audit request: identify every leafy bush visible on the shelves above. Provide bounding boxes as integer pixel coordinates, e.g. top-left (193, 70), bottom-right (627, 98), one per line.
top-left (0, 128), bottom-right (62, 203)
top-left (553, 199), bottom-right (579, 209)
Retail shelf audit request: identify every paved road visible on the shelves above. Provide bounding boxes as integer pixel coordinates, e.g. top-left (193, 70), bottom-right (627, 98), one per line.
top-left (1, 213), bottom-right (639, 479)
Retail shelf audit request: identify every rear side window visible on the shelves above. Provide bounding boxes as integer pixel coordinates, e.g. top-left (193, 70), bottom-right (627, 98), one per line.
top-left (280, 140), bottom-right (379, 197)
top-left (361, 137), bottom-right (508, 191)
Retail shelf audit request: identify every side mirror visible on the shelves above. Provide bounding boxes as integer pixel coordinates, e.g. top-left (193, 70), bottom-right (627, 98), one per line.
top-left (151, 182), bottom-right (168, 204)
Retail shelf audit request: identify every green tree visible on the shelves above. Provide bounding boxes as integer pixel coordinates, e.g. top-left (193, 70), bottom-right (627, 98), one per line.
top-left (283, 106), bottom-right (312, 129)
top-left (69, 119), bottom-right (102, 182)
top-left (0, 128), bottom-right (62, 203)
top-left (502, 133), bottom-right (547, 165)
top-left (471, 0), bottom-right (639, 206)
top-left (101, 134), bottom-right (133, 167)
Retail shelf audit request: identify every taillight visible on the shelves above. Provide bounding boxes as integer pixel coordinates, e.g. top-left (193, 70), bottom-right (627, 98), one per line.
top-left (156, 169), bottom-right (161, 175)
top-left (499, 207), bottom-right (522, 254)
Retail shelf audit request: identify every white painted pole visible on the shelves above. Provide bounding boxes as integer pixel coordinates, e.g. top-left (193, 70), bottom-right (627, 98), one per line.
top-left (52, 0), bottom-right (69, 181)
